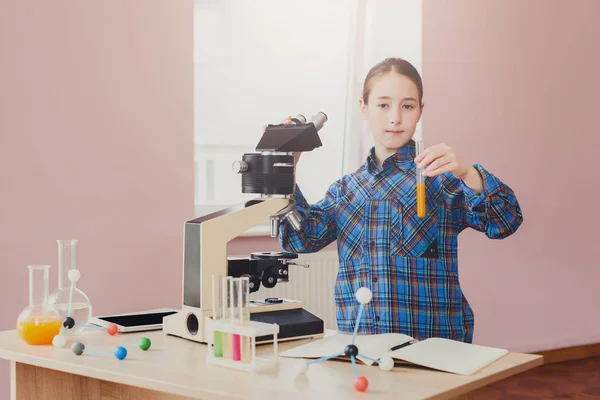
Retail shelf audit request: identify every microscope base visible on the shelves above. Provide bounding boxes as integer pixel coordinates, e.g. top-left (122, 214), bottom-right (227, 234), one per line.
top-left (162, 306), bottom-right (211, 343)
top-left (251, 308), bottom-right (325, 344)
top-left (163, 304), bottom-right (324, 344)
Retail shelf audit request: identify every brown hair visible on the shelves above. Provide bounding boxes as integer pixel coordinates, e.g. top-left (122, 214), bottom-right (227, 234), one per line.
top-left (362, 57), bottom-right (423, 106)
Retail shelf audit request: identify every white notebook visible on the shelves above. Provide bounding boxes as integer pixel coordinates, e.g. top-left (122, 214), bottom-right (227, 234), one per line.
top-left (279, 332), bottom-right (509, 375)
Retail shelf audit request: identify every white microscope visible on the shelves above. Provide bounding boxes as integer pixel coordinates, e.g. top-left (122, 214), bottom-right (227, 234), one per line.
top-left (163, 113), bottom-right (328, 344)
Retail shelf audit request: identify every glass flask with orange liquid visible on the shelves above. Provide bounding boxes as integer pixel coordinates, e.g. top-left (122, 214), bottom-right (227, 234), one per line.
top-left (16, 264), bottom-right (62, 345)
top-left (47, 240), bottom-right (92, 334)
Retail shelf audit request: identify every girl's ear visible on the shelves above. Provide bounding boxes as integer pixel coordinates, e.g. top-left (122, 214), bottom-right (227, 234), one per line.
top-left (359, 98), bottom-right (368, 120)
top-left (418, 101), bottom-right (425, 121)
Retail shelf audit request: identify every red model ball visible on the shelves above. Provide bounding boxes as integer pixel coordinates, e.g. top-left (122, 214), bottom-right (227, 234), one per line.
top-left (353, 376), bottom-right (368, 392)
top-left (106, 324), bottom-right (118, 335)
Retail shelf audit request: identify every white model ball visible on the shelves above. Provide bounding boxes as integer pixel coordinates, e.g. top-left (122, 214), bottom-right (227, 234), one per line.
top-left (378, 356), bottom-right (395, 371)
top-left (355, 287), bottom-right (372, 305)
top-left (68, 269), bottom-right (81, 283)
top-left (52, 333), bottom-right (67, 348)
top-left (296, 361), bottom-right (309, 375)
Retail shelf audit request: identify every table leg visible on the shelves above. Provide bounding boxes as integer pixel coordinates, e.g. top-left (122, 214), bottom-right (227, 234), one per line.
top-left (10, 361), bottom-right (16, 400)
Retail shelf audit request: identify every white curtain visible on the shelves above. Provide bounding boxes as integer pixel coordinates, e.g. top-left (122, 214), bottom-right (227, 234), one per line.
top-left (341, 0), bottom-right (423, 175)
top-left (193, 0), bottom-right (422, 220)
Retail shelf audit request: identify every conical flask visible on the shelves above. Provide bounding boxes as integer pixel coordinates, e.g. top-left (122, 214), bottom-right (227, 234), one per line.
top-left (16, 264), bottom-right (62, 345)
top-left (47, 240), bottom-right (92, 333)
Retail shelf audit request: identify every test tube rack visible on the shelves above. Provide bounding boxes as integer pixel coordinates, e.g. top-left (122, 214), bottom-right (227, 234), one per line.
top-left (205, 318), bottom-right (279, 372)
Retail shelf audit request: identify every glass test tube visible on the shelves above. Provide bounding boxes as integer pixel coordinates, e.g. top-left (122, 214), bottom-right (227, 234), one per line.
top-left (222, 277), bottom-right (232, 359)
top-left (211, 275), bottom-right (223, 358)
top-left (239, 277), bottom-right (251, 363)
top-left (416, 138), bottom-right (426, 219)
top-left (231, 278), bottom-right (241, 361)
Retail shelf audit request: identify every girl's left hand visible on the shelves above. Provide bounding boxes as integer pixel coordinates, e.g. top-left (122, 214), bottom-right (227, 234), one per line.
top-left (414, 143), bottom-right (472, 180)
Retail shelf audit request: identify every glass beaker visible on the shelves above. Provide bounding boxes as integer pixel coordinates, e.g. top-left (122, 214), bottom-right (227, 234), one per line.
top-left (17, 265), bottom-right (62, 345)
top-left (47, 240), bottom-right (92, 333)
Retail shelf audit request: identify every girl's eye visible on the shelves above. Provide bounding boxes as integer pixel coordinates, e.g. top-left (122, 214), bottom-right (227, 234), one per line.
top-left (403, 104), bottom-right (414, 110)
top-left (377, 104), bottom-right (389, 109)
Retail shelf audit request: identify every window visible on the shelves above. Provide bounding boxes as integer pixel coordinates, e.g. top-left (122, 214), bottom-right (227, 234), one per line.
top-left (193, 0), bottom-right (423, 235)
top-left (193, 0), bottom-right (357, 234)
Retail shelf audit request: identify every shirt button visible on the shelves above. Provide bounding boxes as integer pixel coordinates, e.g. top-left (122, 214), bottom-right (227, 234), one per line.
top-left (375, 315), bottom-right (380, 321)
top-left (369, 241), bottom-right (376, 248)
top-left (372, 276), bottom-right (378, 283)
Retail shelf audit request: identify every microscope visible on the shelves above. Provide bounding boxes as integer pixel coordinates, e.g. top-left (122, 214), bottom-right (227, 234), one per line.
top-left (163, 113), bottom-right (328, 344)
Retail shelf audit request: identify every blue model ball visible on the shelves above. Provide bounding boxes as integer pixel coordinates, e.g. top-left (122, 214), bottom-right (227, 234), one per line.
top-left (114, 346), bottom-right (127, 360)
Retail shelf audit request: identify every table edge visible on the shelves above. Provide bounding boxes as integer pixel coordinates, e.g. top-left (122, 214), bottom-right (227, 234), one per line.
top-left (427, 353), bottom-right (544, 399)
top-left (0, 332), bottom-right (545, 400)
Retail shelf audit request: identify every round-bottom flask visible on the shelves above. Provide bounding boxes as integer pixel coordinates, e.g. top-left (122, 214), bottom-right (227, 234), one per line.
top-left (47, 240), bottom-right (92, 334)
top-left (17, 265), bottom-right (62, 345)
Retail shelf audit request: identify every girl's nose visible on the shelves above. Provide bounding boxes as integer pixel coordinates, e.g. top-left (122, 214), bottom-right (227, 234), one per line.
top-left (389, 110), bottom-right (402, 125)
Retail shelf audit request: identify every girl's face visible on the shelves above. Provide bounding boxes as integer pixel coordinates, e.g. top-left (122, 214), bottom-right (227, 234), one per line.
top-left (360, 71), bottom-right (423, 161)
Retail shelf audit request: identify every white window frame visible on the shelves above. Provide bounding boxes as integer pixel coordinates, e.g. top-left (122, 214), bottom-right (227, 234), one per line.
top-left (193, 0), bottom-right (422, 236)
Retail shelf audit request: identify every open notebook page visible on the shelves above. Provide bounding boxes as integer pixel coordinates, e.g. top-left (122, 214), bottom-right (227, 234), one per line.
top-left (388, 337), bottom-right (509, 375)
top-left (280, 332), bottom-right (414, 366)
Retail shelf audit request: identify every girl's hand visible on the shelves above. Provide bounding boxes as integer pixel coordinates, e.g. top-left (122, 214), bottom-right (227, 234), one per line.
top-left (262, 116), bottom-right (293, 132)
top-left (414, 143), bottom-right (471, 179)
top-left (414, 143), bottom-right (484, 193)
top-left (263, 116), bottom-right (300, 165)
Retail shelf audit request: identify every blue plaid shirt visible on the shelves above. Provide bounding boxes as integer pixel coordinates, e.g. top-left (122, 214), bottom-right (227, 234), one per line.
top-left (278, 140), bottom-right (522, 342)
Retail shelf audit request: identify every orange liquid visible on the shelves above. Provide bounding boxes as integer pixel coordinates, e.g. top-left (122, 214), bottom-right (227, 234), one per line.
top-left (17, 316), bottom-right (61, 345)
top-left (417, 183), bottom-right (426, 218)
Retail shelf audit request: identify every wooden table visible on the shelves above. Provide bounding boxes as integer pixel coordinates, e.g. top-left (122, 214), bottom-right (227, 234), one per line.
top-left (0, 329), bottom-right (543, 399)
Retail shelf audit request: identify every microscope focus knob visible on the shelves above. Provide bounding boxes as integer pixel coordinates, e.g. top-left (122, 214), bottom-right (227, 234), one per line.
top-left (232, 160), bottom-right (248, 174)
top-left (261, 271), bottom-right (278, 288)
top-left (242, 274), bottom-right (261, 293)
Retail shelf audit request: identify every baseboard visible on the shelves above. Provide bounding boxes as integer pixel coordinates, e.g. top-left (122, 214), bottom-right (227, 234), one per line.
top-left (535, 342), bottom-right (600, 364)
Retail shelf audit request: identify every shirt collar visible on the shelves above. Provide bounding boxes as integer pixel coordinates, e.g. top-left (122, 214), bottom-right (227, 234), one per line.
top-left (365, 140), bottom-right (417, 175)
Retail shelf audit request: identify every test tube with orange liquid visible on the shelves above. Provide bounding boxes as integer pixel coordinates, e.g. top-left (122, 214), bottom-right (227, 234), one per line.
top-left (415, 128), bottom-right (426, 218)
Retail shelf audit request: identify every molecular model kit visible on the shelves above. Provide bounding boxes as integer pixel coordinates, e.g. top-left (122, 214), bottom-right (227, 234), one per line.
top-left (53, 267), bottom-right (152, 359)
top-left (294, 287), bottom-right (395, 393)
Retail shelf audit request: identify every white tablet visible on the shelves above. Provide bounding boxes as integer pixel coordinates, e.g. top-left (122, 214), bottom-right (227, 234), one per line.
top-left (89, 309), bottom-right (178, 333)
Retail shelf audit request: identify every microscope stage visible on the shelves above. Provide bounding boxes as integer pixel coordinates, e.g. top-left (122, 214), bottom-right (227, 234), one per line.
top-left (248, 298), bottom-right (302, 312)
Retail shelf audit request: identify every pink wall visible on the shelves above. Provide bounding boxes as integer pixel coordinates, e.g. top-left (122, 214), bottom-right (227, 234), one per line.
top-left (2, 1), bottom-right (599, 396)
top-left (423, 0), bottom-right (600, 352)
top-left (0, 1), bottom-right (193, 397)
